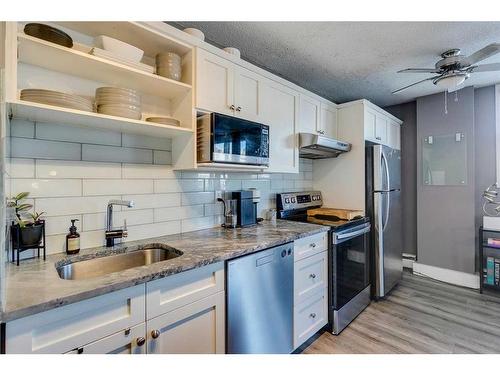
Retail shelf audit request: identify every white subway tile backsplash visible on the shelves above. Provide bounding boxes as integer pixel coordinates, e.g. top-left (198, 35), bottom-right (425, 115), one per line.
top-left (122, 193), bottom-right (181, 210)
top-left (11, 138), bottom-right (81, 160)
top-left (11, 178), bottom-right (82, 198)
top-left (122, 164), bottom-right (177, 179)
top-left (122, 133), bottom-right (172, 151)
top-left (36, 196), bottom-right (121, 216)
top-left (7, 120), bottom-right (314, 254)
top-left (154, 205), bottom-right (204, 222)
top-left (35, 122), bottom-right (122, 146)
top-left (82, 144), bottom-right (152, 164)
top-left (9, 158), bottom-right (35, 178)
top-left (181, 191), bottom-right (214, 206)
top-left (83, 179), bottom-right (154, 196)
top-left (11, 119), bottom-right (35, 138)
top-left (153, 150), bottom-right (172, 165)
top-left (36, 160), bottom-right (121, 179)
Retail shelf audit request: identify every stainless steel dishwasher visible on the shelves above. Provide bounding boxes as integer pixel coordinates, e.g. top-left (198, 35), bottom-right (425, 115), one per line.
top-left (226, 242), bottom-right (294, 354)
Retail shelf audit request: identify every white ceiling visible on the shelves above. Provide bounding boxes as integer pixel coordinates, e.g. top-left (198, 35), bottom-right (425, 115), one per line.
top-left (173, 22), bottom-right (500, 107)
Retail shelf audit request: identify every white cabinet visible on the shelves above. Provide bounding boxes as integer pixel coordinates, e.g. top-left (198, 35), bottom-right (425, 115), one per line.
top-left (293, 233), bottom-right (328, 349)
top-left (147, 292), bottom-right (225, 354)
top-left (196, 48), bottom-right (261, 122)
top-left (388, 119), bottom-right (401, 150)
top-left (375, 113), bottom-right (388, 144)
top-left (299, 94), bottom-right (321, 134)
top-left (319, 102), bottom-right (338, 138)
top-left (364, 108), bottom-right (376, 141)
top-left (65, 324), bottom-right (146, 355)
top-left (364, 105), bottom-right (401, 149)
top-left (196, 48), bottom-right (234, 116)
top-left (5, 285), bottom-right (146, 354)
top-left (260, 80), bottom-right (299, 173)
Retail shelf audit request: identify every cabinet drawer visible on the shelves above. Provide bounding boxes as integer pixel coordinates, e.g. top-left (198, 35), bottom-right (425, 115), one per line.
top-left (294, 232), bottom-right (328, 261)
top-left (65, 323), bottom-right (146, 355)
top-left (294, 251), bottom-right (327, 305)
top-left (146, 262), bottom-right (224, 320)
top-left (294, 292), bottom-right (328, 348)
top-left (6, 285), bottom-right (146, 354)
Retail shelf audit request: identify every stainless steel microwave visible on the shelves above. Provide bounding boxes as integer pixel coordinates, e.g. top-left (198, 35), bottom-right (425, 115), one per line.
top-left (197, 113), bottom-right (269, 166)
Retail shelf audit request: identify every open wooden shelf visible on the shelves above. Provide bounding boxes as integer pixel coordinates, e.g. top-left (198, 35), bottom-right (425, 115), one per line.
top-left (18, 33), bottom-right (192, 100)
top-left (8, 100), bottom-right (193, 139)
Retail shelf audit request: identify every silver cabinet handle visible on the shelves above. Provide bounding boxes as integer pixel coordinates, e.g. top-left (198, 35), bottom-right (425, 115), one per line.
top-left (310, 313), bottom-right (316, 319)
top-left (151, 329), bottom-right (161, 339)
top-left (309, 243), bottom-right (316, 248)
top-left (229, 104), bottom-right (235, 110)
top-left (309, 273), bottom-right (316, 279)
top-left (236, 106), bottom-right (242, 111)
top-left (136, 337), bottom-right (146, 346)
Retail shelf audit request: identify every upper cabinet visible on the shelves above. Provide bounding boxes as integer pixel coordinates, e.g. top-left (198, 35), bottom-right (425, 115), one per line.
top-left (196, 48), bottom-right (261, 122)
top-left (363, 104), bottom-right (401, 150)
top-left (260, 80), bottom-right (299, 173)
top-left (319, 102), bottom-right (338, 139)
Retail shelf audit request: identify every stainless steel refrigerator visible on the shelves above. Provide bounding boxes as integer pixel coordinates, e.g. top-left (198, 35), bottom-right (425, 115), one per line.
top-left (366, 144), bottom-right (403, 299)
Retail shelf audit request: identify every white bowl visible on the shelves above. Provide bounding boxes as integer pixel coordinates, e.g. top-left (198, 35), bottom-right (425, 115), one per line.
top-left (223, 47), bottom-right (241, 58)
top-left (183, 28), bottom-right (205, 41)
top-left (94, 35), bottom-right (144, 63)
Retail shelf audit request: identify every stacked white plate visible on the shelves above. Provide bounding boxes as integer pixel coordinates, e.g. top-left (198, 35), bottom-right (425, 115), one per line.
top-left (20, 89), bottom-right (93, 112)
top-left (145, 116), bottom-right (180, 126)
top-left (95, 87), bottom-right (141, 120)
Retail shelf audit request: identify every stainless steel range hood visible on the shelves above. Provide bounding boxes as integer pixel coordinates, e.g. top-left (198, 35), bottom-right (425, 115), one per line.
top-left (299, 133), bottom-right (351, 159)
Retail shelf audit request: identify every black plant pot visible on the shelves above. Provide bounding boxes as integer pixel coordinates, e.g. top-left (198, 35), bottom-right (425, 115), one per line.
top-left (11, 222), bottom-right (44, 248)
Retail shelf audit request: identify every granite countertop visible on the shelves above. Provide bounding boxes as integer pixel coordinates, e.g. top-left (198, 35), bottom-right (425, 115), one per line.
top-left (1, 220), bottom-right (328, 322)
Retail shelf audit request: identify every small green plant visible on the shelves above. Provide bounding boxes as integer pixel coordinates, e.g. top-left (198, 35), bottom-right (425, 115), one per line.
top-left (7, 192), bottom-right (44, 227)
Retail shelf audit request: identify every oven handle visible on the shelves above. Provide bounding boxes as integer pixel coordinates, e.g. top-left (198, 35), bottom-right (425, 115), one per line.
top-left (333, 224), bottom-right (371, 244)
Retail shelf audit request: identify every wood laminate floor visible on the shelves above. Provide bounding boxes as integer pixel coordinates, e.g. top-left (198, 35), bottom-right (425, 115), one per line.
top-left (303, 271), bottom-right (500, 354)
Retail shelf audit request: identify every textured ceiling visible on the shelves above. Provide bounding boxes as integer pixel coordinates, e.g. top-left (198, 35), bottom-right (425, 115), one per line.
top-left (172, 21), bottom-right (500, 107)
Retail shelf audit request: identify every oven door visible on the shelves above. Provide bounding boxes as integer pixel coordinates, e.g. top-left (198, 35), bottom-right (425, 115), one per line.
top-left (212, 113), bottom-right (269, 165)
top-left (330, 222), bottom-right (371, 310)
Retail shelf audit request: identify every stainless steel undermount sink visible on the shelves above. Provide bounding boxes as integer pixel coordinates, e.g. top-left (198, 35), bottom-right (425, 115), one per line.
top-left (56, 244), bottom-right (183, 280)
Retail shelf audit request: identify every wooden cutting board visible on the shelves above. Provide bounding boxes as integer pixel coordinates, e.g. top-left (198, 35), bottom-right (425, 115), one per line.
top-left (307, 207), bottom-right (364, 220)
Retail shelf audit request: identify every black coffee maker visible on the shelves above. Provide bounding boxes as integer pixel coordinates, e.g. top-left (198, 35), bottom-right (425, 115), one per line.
top-left (231, 190), bottom-right (260, 227)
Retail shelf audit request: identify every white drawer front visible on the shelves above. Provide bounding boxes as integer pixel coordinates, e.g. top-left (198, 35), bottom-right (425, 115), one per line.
top-left (146, 262), bottom-right (224, 320)
top-left (294, 251), bottom-right (327, 305)
top-left (294, 232), bottom-right (328, 261)
top-left (6, 285), bottom-right (146, 354)
top-left (294, 292), bottom-right (328, 348)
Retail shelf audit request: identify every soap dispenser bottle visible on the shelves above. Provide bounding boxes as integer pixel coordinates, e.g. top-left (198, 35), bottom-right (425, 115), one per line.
top-left (66, 219), bottom-right (80, 255)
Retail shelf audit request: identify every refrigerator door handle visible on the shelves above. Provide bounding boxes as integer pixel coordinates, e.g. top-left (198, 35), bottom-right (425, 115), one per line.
top-left (382, 192), bottom-right (390, 232)
top-left (381, 150), bottom-right (391, 192)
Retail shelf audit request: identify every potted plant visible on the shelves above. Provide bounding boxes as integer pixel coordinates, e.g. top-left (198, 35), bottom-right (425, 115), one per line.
top-left (8, 192), bottom-right (46, 248)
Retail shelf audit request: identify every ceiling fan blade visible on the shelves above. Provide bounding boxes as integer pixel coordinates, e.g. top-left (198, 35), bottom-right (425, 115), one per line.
top-left (392, 76), bottom-right (439, 94)
top-left (460, 43), bottom-right (500, 67)
top-left (397, 68), bottom-right (442, 73)
top-left (470, 63), bottom-right (500, 72)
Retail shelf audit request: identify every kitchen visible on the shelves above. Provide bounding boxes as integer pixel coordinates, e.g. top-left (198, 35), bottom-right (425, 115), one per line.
top-left (1, 4), bottom-right (500, 372)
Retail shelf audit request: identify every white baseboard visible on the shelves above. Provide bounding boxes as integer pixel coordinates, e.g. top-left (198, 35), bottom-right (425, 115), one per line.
top-left (413, 262), bottom-right (479, 289)
top-left (402, 258), bottom-right (414, 270)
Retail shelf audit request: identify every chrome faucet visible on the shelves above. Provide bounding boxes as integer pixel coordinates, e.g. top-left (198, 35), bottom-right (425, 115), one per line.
top-left (105, 199), bottom-right (134, 247)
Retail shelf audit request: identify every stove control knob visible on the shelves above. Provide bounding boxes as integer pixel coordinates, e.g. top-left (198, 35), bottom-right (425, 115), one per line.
top-left (285, 198), bottom-right (290, 204)
top-left (291, 197), bottom-right (296, 203)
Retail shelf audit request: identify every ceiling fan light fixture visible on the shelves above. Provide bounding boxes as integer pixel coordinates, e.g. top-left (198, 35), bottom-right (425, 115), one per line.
top-left (433, 73), bottom-right (468, 90)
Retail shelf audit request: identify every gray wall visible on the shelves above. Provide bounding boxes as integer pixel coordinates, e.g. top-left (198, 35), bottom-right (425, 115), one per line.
top-left (474, 86), bottom-right (497, 269)
top-left (416, 87), bottom-right (476, 274)
top-left (384, 101), bottom-right (417, 256)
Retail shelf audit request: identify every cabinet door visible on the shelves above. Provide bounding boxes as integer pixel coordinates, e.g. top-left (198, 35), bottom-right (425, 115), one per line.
top-left (195, 48), bottom-right (234, 115)
top-left (147, 291), bottom-right (225, 354)
top-left (388, 120), bottom-right (401, 150)
top-left (364, 108), bottom-right (376, 141)
top-left (294, 251), bottom-right (328, 305)
top-left (375, 114), bottom-right (388, 144)
top-left (65, 324), bottom-right (146, 355)
top-left (299, 94), bottom-right (321, 134)
top-left (234, 66), bottom-right (261, 122)
top-left (261, 81), bottom-right (299, 173)
top-left (319, 102), bottom-right (338, 138)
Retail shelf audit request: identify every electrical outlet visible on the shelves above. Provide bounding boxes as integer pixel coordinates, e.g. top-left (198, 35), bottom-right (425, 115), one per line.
top-left (215, 190), bottom-right (223, 201)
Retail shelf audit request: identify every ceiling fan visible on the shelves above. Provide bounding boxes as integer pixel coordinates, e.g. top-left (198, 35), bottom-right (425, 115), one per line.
top-left (393, 43), bottom-right (500, 94)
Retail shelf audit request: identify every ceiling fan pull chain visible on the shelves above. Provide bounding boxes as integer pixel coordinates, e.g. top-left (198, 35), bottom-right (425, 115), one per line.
top-left (444, 91), bottom-right (448, 115)
top-left (454, 91), bottom-right (459, 102)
